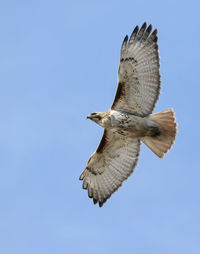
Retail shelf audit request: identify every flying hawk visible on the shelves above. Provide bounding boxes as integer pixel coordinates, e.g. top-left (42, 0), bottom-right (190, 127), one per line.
top-left (80, 23), bottom-right (177, 207)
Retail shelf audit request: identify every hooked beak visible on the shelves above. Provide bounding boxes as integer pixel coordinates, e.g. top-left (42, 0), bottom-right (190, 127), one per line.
top-left (86, 114), bottom-right (91, 120)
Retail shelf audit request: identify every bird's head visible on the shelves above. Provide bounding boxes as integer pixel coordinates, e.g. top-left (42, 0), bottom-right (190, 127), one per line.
top-left (87, 112), bottom-right (106, 126)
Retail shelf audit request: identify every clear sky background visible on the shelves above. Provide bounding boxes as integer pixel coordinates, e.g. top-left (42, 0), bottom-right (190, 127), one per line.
top-left (0, 0), bottom-right (200, 253)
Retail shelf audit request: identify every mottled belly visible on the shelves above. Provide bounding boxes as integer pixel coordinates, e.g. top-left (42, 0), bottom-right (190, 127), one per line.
top-left (115, 126), bottom-right (148, 138)
top-left (110, 117), bottom-right (148, 138)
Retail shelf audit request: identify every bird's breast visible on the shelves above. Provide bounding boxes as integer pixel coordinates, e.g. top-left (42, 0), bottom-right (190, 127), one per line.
top-left (106, 110), bottom-right (148, 138)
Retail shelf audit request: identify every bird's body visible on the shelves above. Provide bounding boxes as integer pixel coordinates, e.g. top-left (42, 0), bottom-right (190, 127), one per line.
top-left (88, 110), bottom-right (160, 139)
top-left (80, 23), bottom-right (177, 207)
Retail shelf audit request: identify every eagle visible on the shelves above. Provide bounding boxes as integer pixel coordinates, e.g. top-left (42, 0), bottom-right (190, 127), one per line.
top-left (79, 22), bottom-right (177, 207)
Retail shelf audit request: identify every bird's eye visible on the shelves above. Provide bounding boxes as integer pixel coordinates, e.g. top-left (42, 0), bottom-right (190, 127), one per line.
top-left (91, 113), bottom-right (96, 115)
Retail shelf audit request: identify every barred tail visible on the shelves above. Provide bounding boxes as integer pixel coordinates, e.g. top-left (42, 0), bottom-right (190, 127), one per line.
top-left (141, 109), bottom-right (177, 158)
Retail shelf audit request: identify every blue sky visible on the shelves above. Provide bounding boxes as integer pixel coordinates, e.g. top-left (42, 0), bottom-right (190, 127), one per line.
top-left (0, 0), bottom-right (200, 253)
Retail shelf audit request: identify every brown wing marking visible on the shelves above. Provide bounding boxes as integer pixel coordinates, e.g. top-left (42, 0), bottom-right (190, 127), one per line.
top-left (111, 82), bottom-right (125, 109)
top-left (96, 130), bottom-right (108, 153)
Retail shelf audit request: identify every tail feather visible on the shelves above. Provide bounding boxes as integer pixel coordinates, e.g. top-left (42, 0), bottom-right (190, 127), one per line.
top-left (141, 108), bottom-right (177, 158)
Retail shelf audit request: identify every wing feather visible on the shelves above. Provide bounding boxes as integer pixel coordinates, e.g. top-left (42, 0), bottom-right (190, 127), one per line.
top-left (136, 22), bottom-right (147, 40)
top-left (80, 130), bottom-right (140, 207)
top-left (128, 25), bottom-right (139, 44)
top-left (121, 35), bottom-right (129, 54)
top-left (112, 23), bottom-right (160, 117)
top-left (141, 24), bottom-right (152, 42)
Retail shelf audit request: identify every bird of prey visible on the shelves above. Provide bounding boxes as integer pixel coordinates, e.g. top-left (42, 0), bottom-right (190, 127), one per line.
top-left (79, 22), bottom-right (177, 207)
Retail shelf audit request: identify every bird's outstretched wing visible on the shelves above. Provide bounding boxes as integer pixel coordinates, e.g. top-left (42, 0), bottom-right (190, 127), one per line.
top-left (79, 130), bottom-right (140, 207)
top-left (111, 22), bottom-right (160, 117)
